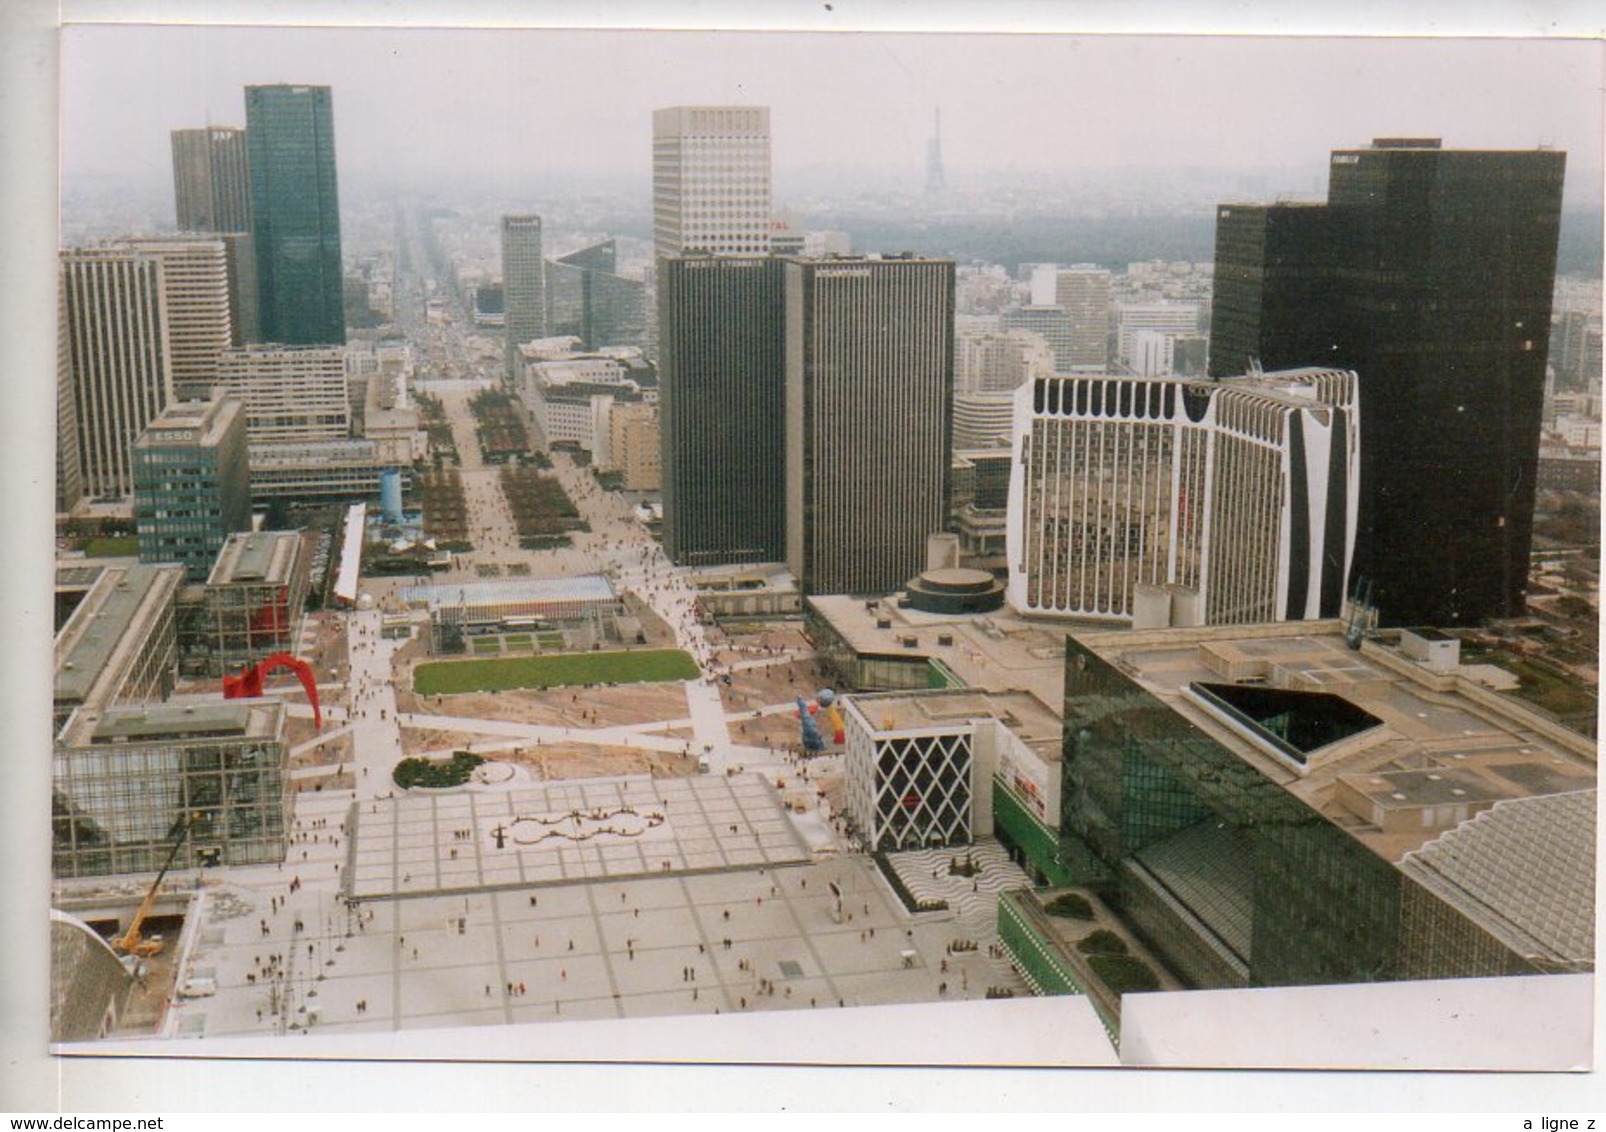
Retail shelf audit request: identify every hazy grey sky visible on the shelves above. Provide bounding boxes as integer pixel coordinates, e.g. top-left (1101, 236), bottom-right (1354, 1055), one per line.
top-left (61, 24), bottom-right (1604, 197)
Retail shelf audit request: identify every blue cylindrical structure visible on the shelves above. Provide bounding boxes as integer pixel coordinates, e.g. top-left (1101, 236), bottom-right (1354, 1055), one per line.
top-left (380, 468), bottom-right (403, 524)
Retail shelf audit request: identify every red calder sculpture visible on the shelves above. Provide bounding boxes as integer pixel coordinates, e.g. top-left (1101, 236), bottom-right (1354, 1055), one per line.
top-left (223, 652), bottom-right (322, 729)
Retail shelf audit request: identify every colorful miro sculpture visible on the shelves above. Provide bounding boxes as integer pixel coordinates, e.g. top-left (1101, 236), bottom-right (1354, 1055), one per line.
top-left (797, 688), bottom-right (846, 752)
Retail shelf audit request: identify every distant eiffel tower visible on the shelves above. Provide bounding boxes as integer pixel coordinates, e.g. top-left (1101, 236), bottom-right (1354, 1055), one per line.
top-left (925, 108), bottom-right (947, 195)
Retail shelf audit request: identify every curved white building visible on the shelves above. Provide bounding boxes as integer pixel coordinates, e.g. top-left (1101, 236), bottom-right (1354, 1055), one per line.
top-left (1006, 367), bottom-right (1359, 626)
top-left (952, 391), bottom-right (1017, 450)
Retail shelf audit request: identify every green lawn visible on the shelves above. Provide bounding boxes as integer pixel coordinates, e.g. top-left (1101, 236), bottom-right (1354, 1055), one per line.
top-left (414, 648), bottom-right (700, 695)
top-left (81, 536), bottom-right (139, 557)
top-left (469, 637), bottom-right (502, 656)
top-left (1461, 645), bottom-right (1599, 721)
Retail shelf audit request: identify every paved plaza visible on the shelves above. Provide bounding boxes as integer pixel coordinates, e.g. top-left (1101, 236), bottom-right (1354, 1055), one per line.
top-left (166, 842), bottom-right (1029, 1040)
top-left (72, 331), bottom-right (1046, 1054)
top-left (347, 773), bottom-right (813, 900)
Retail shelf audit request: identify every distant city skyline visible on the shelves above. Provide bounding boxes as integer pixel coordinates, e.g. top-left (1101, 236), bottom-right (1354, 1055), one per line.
top-left (61, 26), bottom-right (1604, 207)
top-left (19, 7), bottom-right (1606, 1114)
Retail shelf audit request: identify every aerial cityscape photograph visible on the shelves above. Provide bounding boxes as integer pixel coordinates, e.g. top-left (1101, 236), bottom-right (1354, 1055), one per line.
top-left (11, 4), bottom-right (1606, 1113)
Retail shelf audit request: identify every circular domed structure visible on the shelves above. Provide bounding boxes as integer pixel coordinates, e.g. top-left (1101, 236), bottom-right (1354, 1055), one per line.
top-left (904, 566), bottom-right (1006, 615)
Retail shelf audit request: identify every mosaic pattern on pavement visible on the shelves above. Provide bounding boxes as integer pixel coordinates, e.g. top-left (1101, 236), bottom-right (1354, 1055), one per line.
top-left (347, 773), bottom-right (812, 900)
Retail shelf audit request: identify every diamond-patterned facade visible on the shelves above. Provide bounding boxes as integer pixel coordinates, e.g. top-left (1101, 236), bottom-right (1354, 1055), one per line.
top-left (847, 726), bottom-right (974, 853)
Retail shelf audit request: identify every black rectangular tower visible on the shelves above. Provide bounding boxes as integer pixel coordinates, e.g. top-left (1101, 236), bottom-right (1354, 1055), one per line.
top-left (659, 256), bottom-right (787, 566)
top-left (1209, 139), bottom-right (1565, 626)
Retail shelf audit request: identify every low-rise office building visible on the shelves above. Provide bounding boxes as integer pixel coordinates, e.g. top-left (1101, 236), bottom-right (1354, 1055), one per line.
top-left (247, 438), bottom-right (392, 504)
top-left (133, 396), bottom-right (252, 582)
top-left (401, 575), bottom-right (626, 650)
top-left (188, 531), bottom-right (309, 676)
top-left (604, 400), bottom-right (662, 491)
top-left (518, 350), bottom-right (656, 455)
top-left (686, 564), bottom-right (800, 621)
top-left (951, 448), bottom-right (1012, 572)
top-left (1057, 621), bottom-right (1595, 989)
top-left (53, 698), bottom-right (290, 878)
top-left (217, 344), bottom-right (351, 445)
top-left (53, 562), bottom-right (183, 734)
top-left (842, 688), bottom-right (1061, 868)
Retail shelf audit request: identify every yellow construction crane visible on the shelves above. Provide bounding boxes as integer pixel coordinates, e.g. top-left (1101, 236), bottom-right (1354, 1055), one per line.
top-left (110, 814), bottom-right (191, 958)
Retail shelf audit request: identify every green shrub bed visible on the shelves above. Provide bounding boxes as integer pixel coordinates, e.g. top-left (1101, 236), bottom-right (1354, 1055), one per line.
top-left (1044, 893), bottom-right (1094, 920)
top-left (1087, 953), bottom-right (1159, 994)
top-left (393, 751), bottom-right (486, 789)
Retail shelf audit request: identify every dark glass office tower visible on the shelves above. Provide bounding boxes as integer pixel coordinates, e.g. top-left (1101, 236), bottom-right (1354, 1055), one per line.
top-left (784, 256), bottom-right (956, 595)
top-left (1209, 139), bottom-right (1565, 626)
top-left (547, 240), bottom-right (646, 350)
top-left (659, 256), bottom-right (786, 567)
top-left (1207, 203), bottom-right (1352, 375)
top-left (246, 85), bottom-right (346, 345)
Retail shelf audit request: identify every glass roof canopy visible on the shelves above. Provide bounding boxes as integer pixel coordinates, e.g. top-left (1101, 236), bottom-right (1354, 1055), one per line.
top-left (1191, 682), bottom-right (1384, 766)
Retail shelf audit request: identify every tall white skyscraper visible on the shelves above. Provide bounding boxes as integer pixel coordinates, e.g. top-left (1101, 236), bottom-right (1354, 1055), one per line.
top-left (61, 248), bottom-right (174, 499)
top-left (121, 237), bottom-right (233, 395)
top-left (501, 214), bottom-right (547, 379)
top-left (652, 106), bottom-right (772, 260)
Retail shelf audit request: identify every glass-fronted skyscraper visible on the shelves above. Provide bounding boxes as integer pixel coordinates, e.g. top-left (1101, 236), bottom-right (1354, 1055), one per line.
top-left (246, 84), bottom-right (345, 346)
top-left (660, 253), bottom-right (955, 587)
top-left (1060, 636), bottom-right (1402, 987)
top-left (547, 240), bottom-right (647, 351)
top-left (659, 255), bottom-right (787, 567)
top-left (1209, 139), bottom-right (1567, 626)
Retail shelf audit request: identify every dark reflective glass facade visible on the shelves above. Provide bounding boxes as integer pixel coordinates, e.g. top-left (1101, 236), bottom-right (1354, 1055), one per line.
top-left (1209, 143), bottom-right (1566, 626)
top-left (549, 242), bottom-right (647, 351)
top-left (247, 85), bottom-right (346, 346)
top-left (53, 723), bottom-right (290, 878)
top-left (1058, 639), bottom-right (1541, 989)
top-left (659, 256), bottom-right (786, 566)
